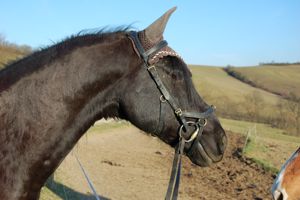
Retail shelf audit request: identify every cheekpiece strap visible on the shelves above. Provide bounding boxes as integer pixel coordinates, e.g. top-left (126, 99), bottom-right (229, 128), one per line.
top-left (129, 31), bottom-right (168, 64)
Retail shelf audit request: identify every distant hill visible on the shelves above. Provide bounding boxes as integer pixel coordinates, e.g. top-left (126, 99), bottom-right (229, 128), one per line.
top-left (224, 65), bottom-right (300, 100)
top-left (189, 65), bottom-right (284, 118)
top-left (189, 65), bottom-right (299, 135)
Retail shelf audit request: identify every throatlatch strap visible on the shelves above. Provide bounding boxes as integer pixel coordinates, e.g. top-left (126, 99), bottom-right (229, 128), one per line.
top-left (154, 98), bottom-right (166, 135)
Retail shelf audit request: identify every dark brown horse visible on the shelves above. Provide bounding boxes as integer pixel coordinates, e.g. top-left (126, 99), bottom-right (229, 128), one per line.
top-left (0, 8), bottom-right (226, 200)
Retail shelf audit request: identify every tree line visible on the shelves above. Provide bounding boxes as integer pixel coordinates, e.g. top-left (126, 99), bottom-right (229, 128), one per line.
top-left (259, 62), bottom-right (300, 66)
top-left (0, 33), bottom-right (32, 55)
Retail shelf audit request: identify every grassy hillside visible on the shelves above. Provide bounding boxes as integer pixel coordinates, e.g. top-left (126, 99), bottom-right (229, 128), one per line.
top-left (190, 65), bottom-right (280, 103)
top-left (189, 65), bottom-right (289, 123)
top-left (190, 65), bottom-right (300, 135)
top-left (224, 65), bottom-right (300, 99)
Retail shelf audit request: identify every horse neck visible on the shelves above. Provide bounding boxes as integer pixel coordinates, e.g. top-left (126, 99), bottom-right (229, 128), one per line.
top-left (0, 32), bottom-right (135, 199)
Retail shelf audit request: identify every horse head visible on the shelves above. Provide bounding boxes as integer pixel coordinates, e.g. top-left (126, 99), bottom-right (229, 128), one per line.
top-left (120, 7), bottom-right (227, 167)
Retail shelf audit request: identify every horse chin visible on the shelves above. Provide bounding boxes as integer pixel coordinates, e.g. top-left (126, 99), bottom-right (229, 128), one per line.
top-left (186, 141), bottom-right (220, 167)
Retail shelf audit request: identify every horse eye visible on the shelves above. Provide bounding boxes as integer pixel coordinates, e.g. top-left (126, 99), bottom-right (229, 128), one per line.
top-left (171, 71), bottom-right (183, 81)
top-left (171, 73), bottom-right (177, 80)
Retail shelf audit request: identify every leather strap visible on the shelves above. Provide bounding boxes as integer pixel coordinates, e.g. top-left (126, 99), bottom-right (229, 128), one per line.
top-left (165, 138), bottom-right (185, 200)
top-left (129, 31), bottom-right (168, 64)
top-left (144, 40), bottom-right (168, 59)
top-left (153, 96), bottom-right (166, 135)
top-left (147, 66), bottom-right (189, 132)
top-left (75, 155), bottom-right (100, 200)
top-left (182, 106), bottom-right (215, 119)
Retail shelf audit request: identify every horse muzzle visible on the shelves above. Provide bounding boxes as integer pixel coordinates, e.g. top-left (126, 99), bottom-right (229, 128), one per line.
top-left (185, 130), bottom-right (227, 167)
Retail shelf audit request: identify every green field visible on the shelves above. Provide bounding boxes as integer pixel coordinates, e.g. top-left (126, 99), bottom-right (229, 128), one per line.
top-left (225, 65), bottom-right (300, 99)
top-left (220, 118), bottom-right (300, 172)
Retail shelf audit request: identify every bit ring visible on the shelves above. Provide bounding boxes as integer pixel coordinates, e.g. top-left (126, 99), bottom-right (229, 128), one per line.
top-left (179, 121), bottom-right (200, 143)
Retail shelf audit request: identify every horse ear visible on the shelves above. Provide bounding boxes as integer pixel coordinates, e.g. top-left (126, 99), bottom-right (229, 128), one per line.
top-left (143, 7), bottom-right (177, 43)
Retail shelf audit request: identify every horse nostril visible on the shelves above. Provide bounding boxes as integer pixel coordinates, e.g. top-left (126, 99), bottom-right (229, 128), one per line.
top-left (273, 190), bottom-right (284, 200)
top-left (278, 193), bottom-right (284, 200)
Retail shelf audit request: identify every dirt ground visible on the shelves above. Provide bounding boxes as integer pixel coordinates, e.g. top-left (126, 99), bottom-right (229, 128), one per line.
top-left (42, 124), bottom-right (275, 200)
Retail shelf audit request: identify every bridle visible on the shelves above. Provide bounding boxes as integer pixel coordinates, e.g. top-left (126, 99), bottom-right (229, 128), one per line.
top-left (128, 31), bottom-right (214, 200)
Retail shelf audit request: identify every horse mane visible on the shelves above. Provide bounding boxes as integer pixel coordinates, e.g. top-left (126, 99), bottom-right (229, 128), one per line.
top-left (0, 26), bottom-right (132, 92)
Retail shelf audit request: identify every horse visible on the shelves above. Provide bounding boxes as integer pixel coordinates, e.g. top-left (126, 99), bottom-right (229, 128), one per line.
top-left (0, 7), bottom-right (227, 200)
top-left (272, 147), bottom-right (300, 200)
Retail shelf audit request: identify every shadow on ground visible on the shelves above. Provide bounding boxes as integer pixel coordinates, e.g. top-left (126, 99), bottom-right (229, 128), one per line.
top-left (45, 175), bottom-right (110, 200)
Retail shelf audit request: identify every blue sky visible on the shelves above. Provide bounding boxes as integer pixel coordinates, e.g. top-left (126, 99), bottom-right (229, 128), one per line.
top-left (0, 0), bottom-right (299, 66)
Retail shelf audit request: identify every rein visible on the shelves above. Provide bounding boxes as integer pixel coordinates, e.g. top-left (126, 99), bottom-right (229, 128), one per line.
top-left (128, 31), bottom-right (214, 200)
top-left (75, 155), bottom-right (101, 200)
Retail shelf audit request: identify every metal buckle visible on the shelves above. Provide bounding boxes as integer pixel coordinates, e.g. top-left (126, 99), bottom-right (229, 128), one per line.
top-left (175, 108), bottom-right (182, 116)
top-left (198, 118), bottom-right (207, 126)
top-left (160, 95), bottom-right (167, 103)
top-left (147, 65), bottom-right (156, 71)
top-left (179, 122), bottom-right (200, 143)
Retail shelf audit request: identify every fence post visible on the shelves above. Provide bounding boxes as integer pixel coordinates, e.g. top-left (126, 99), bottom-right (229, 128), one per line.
top-left (243, 128), bottom-right (251, 154)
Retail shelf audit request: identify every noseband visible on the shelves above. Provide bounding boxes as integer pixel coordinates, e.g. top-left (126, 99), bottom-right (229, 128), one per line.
top-left (128, 31), bottom-right (214, 200)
